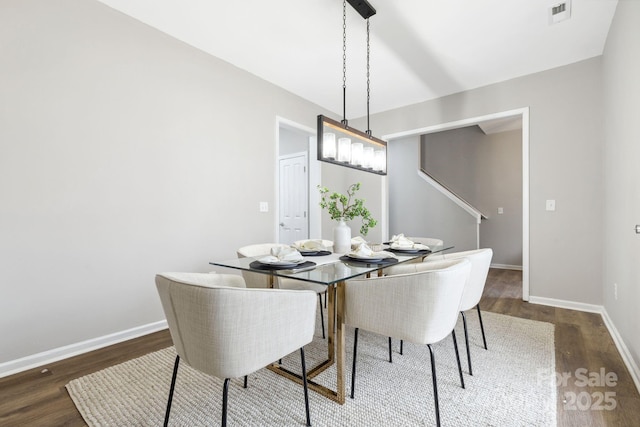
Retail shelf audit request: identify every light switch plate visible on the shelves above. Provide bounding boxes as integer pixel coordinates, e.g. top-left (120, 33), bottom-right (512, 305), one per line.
top-left (497, 207), bottom-right (504, 214)
top-left (546, 200), bottom-right (556, 211)
top-left (259, 202), bottom-right (269, 212)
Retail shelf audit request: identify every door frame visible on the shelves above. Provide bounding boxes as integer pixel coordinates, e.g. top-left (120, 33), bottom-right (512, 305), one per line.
top-left (382, 107), bottom-right (530, 301)
top-left (275, 117), bottom-right (320, 243)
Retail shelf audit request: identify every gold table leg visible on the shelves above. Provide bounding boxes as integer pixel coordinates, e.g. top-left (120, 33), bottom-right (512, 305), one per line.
top-left (267, 281), bottom-right (346, 404)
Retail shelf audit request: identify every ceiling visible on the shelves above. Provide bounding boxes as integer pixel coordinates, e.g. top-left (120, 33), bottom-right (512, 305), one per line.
top-left (96, 0), bottom-right (618, 119)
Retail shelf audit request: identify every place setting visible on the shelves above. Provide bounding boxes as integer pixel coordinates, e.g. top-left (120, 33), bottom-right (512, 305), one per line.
top-left (291, 239), bottom-right (332, 256)
top-left (249, 246), bottom-right (316, 270)
top-left (340, 241), bottom-right (399, 266)
top-left (384, 233), bottom-right (432, 255)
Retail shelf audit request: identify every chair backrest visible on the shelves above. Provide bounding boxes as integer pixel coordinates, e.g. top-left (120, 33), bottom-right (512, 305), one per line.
top-left (236, 243), bottom-right (290, 288)
top-left (345, 258), bottom-right (471, 346)
top-left (155, 273), bottom-right (317, 379)
top-left (438, 248), bottom-right (493, 311)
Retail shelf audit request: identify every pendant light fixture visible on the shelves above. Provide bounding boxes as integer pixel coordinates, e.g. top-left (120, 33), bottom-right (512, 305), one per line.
top-left (317, 0), bottom-right (387, 175)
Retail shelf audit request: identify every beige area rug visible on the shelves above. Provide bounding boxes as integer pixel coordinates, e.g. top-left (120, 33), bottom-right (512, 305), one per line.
top-left (66, 312), bottom-right (556, 426)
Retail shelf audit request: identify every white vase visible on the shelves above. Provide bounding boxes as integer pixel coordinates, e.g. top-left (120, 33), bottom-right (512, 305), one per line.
top-left (333, 218), bottom-right (352, 254)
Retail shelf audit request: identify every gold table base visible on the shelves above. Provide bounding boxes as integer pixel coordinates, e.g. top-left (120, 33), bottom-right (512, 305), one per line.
top-left (267, 281), bottom-right (346, 404)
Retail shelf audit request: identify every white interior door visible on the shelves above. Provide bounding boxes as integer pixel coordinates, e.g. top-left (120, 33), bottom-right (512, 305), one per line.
top-left (279, 152), bottom-right (308, 244)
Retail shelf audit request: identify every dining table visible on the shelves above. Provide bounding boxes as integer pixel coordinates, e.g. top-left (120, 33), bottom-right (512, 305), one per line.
top-left (210, 242), bottom-right (452, 404)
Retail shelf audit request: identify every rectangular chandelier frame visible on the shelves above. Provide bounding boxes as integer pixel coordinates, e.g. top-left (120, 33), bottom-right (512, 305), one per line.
top-left (317, 115), bottom-right (387, 175)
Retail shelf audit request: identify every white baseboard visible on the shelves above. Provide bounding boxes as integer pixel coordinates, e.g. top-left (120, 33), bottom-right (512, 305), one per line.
top-left (528, 296), bottom-right (603, 313)
top-left (490, 263), bottom-right (523, 271)
top-left (529, 296), bottom-right (640, 394)
top-left (0, 320), bottom-right (168, 379)
top-left (600, 308), bottom-right (640, 395)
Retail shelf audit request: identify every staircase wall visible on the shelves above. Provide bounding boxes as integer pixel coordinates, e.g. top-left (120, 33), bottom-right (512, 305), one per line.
top-left (388, 135), bottom-right (478, 252)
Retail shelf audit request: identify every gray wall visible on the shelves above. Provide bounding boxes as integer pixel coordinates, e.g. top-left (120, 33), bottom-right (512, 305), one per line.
top-left (478, 130), bottom-right (523, 266)
top-left (279, 127), bottom-right (308, 156)
top-left (360, 56), bottom-right (604, 305)
top-left (388, 136), bottom-right (478, 251)
top-left (420, 126), bottom-right (522, 266)
top-left (422, 126), bottom-right (488, 210)
top-left (0, 0), bottom-right (332, 365)
top-left (602, 1), bottom-right (640, 378)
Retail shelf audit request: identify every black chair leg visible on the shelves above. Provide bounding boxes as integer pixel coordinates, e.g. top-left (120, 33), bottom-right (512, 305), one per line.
top-left (451, 330), bottom-right (465, 389)
top-left (300, 347), bottom-right (312, 426)
top-left (324, 290), bottom-right (327, 308)
top-left (461, 311), bottom-right (473, 376)
top-left (350, 328), bottom-right (359, 399)
top-left (163, 355), bottom-right (180, 427)
top-left (400, 339), bottom-right (404, 355)
top-left (243, 375), bottom-right (248, 388)
top-left (388, 337), bottom-right (393, 363)
top-left (319, 294), bottom-right (325, 339)
top-left (477, 304), bottom-right (488, 350)
top-left (427, 344), bottom-right (441, 427)
top-left (222, 378), bottom-right (230, 427)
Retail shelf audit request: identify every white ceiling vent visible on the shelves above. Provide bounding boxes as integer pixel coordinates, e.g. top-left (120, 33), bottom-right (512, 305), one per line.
top-left (549, 0), bottom-right (572, 25)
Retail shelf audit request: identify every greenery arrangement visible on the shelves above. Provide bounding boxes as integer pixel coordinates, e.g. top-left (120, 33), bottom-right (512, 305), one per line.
top-left (318, 182), bottom-right (377, 236)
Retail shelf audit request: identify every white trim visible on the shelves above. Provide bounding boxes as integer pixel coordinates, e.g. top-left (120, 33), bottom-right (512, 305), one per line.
top-left (382, 107), bottom-right (530, 301)
top-left (529, 296), bottom-right (602, 313)
top-left (491, 263), bottom-right (523, 270)
top-left (275, 117), bottom-right (319, 242)
top-left (382, 108), bottom-right (529, 140)
top-left (522, 108), bottom-right (530, 302)
top-left (528, 297), bottom-right (640, 395)
top-left (417, 169), bottom-right (482, 249)
top-left (308, 135), bottom-right (321, 239)
top-left (0, 320), bottom-right (168, 378)
top-left (601, 308), bottom-right (640, 394)
top-left (418, 170), bottom-right (483, 223)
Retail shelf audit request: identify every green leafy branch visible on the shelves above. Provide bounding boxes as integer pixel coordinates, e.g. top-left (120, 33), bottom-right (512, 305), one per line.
top-left (318, 182), bottom-right (377, 236)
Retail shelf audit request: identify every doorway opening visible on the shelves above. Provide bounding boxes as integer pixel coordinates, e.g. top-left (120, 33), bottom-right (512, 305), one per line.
top-left (382, 107), bottom-right (530, 300)
top-left (275, 117), bottom-right (320, 244)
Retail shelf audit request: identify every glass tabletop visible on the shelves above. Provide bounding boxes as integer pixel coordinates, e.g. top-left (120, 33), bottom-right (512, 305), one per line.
top-left (210, 244), bottom-right (453, 287)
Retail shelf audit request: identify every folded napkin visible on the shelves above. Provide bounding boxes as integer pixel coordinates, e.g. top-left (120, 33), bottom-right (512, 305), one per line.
top-left (349, 243), bottom-right (396, 259)
top-left (259, 246), bottom-right (304, 264)
top-left (350, 236), bottom-right (367, 250)
top-left (390, 234), bottom-right (430, 250)
top-left (293, 239), bottom-right (328, 252)
top-left (351, 236), bottom-right (367, 245)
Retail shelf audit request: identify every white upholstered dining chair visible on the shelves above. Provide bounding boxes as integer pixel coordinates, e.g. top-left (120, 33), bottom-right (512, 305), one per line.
top-left (236, 243), bottom-right (290, 289)
top-left (155, 272), bottom-right (316, 427)
top-left (344, 258), bottom-right (471, 427)
top-left (430, 248), bottom-right (493, 375)
top-left (383, 237), bottom-right (445, 277)
top-left (237, 243), bottom-right (328, 339)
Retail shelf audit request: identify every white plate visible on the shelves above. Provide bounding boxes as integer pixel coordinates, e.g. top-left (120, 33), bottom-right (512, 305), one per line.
top-left (390, 247), bottom-right (422, 253)
top-left (258, 259), bottom-right (305, 267)
top-left (346, 253), bottom-right (386, 262)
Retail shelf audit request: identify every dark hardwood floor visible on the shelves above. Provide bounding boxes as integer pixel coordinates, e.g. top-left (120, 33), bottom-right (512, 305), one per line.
top-left (481, 269), bottom-right (640, 427)
top-left (1, 268), bottom-right (639, 426)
